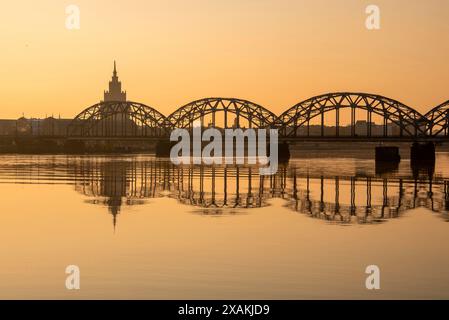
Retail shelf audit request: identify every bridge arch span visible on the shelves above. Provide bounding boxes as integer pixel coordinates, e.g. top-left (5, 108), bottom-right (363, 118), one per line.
top-left (67, 101), bottom-right (169, 137)
top-left (425, 100), bottom-right (449, 136)
top-left (166, 98), bottom-right (277, 129)
top-left (277, 92), bottom-right (427, 138)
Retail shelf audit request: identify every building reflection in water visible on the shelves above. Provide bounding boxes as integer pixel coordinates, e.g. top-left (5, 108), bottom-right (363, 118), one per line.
top-left (67, 157), bottom-right (449, 227)
top-left (73, 159), bottom-right (166, 229)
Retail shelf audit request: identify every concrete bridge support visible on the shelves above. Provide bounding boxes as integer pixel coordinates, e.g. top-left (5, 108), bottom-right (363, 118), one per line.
top-left (375, 146), bottom-right (401, 162)
top-left (278, 142), bottom-right (291, 163)
top-left (155, 141), bottom-right (175, 157)
top-left (410, 142), bottom-right (436, 180)
top-left (411, 142), bottom-right (436, 163)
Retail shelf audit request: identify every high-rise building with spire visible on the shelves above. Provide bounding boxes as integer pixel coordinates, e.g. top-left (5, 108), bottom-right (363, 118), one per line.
top-left (103, 61), bottom-right (126, 102)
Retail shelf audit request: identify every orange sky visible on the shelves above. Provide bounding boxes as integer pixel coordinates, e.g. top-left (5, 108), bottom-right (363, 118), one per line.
top-left (0, 0), bottom-right (448, 119)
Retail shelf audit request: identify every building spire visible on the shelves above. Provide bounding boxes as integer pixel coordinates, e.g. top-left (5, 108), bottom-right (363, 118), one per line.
top-left (103, 60), bottom-right (126, 102)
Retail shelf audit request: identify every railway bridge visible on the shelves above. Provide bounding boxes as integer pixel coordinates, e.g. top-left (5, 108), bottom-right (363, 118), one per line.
top-left (7, 92), bottom-right (449, 158)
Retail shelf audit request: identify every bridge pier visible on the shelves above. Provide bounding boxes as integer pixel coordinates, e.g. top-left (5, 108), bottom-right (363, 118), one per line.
top-left (375, 160), bottom-right (399, 175)
top-left (410, 142), bottom-right (436, 179)
top-left (155, 141), bottom-right (175, 157)
top-left (375, 146), bottom-right (401, 162)
top-left (278, 142), bottom-right (291, 163)
top-left (410, 142), bottom-right (435, 163)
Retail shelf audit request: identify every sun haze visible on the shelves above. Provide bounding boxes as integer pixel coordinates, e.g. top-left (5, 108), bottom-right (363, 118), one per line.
top-left (0, 0), bottom-right (448, 118)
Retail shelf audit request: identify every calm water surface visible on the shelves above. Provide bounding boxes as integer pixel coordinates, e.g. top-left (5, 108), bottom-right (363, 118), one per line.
top-left (0, 153), bottom-right (449, 299)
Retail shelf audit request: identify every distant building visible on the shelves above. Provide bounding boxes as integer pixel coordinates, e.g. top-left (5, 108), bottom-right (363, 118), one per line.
top-left (9, 116), bottom-right (72, 136)
top-left (0, 119), bottom-right (17, 136)
top-left (0, 62), bottom-right (131, 137)
top-left (103, 61), bottom-right (126, 102)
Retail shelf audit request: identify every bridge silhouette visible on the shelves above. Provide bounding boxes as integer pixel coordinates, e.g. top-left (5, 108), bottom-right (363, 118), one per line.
top-left (64, 92), bottom-right (449, 140)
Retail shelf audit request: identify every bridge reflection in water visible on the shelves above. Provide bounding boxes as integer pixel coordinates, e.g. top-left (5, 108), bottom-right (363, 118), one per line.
top-left (66, 157), bottom-right (449, 226)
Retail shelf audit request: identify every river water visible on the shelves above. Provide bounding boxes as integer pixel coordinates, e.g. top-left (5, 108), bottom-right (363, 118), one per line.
top-left (0, 153), bottom-right (448, 299)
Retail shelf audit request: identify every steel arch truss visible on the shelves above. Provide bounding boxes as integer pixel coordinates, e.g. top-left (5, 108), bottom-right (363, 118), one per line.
top-left (67, 101), bottom-right (170, 137)
top-left (425, 100), bottom-right (449, 136)
top-left (277, 93), bottom-right (427, 138)
top-left (166, 98), bottom-right (277, 129)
